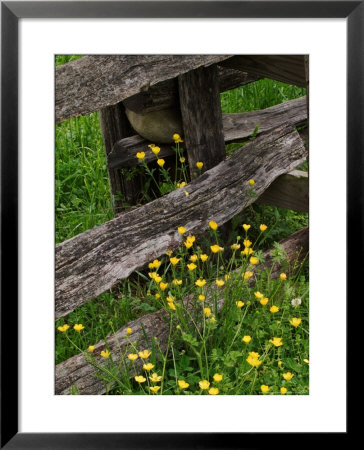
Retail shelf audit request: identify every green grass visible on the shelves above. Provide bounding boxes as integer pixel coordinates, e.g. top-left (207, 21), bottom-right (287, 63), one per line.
top-left (55, 56), bottom-right (308, 395)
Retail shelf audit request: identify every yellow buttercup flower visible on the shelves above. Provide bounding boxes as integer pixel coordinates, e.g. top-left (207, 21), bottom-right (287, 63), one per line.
top-left (187, 263), bottom-right (197, 271)
top-left (196, 161), bottom-right (204, 170)
top-left (280, 273), bottom-right (287, 280)
top-left (151, 146), bottom-right (161, 156)
top-left (138, 350), bottom-right (151, 359)
top-left (209, 387), bottom-right (219, 395)
top-left (236, 301), bottom-right (245, 308)
top-left (210, 316), bottom-right (216, 323)
top-left (73, 324), bottom-right (85, 332)
top-left (270, 305), bottom-right (280, 314)
top-left (261, 385), bottom-right (269, 393)
top-left (304, 359), bottom-right (310, 365)
top-left (168, 302), bottom-right (176, 311)
top-left (135, 375), bottom-right (146, 383)
top-left (260, 297), bottom-right (269, 306)
top-left (159, 282), bottom-right (168, 291)
top-left (173, 279), bottom-right (182, 286)
top-left (231, 243), bottom-right (241, 251)
top-left (283, 372), bottom-right (294, 381)
top-left (88, 345), bottom-right (95, 352)
top-left (177, 181), bottom-right (186, 188)
top-left (224, 274), bottom-right (230, 281)
top-left (101, 350), bottom-right (110, 359)
top-left (149, 373), bottom-right (162, 383)
top-left (136, 152), bottom-right (145, 160)
top-left (199, 380), bottom-right (210, 390)
top-left (198, 295), bottom-right (205, 301)
top-left (290, 317), bottom-right (302, 328)
top-left (148, 271), bottom-right (157, 279)
top-left (243, 239), bottom-right (252, 248)
top-left (128, 353), bottom-right (138, 361)
top-left (154, 276), bottom-right (162, 283)
top-left (179, 157), bottom-right (186, 163)
top-left (200, 254), bottom-right (209, 262)
top-left (213, 373), bottom-right (223, 382)
top-left (280, 387), bottom-right (288, 395)
top-left (143, 363), bottom-right (155, 371)
top-left (241, 247), bottom-right (253, 256)
top-left (209, 221), bottom-right (218, 230)
top-left (249, 256), bottom-right (259, 265)
top-left (184, 235), bottom-right (196, 248)
top-left (269, 337), bottom-right (283, 347)
top-left (157, 158), bottom-right (165, 167)
top-left (246, 352), bottom-right (262, 367)
top-left (249, 179), bottom-right (255, 186)
top-left (260, 224), bottom-right (268, 232)
top-left (126, 327), bottom-right (132, 335)
top-left (190, 254), bottom-right (198, 262)
top-left (242, 224), bottom-right (251, 231)
top-left (57, 324), bottom-right (70, 333)
top-left (178, 380), bottom-right (189, 389)
top-left (195, 279), bottom-right (206, 287)
top-left (242, 335), bottom-right (252, 343)
top-left (243, 271), bottom-right (253, 280)
top-left (204, 307), bottom-right (212, 317)
top-left (215, 279), bottom-right (225, 287)
top-left (210, 244), bottom-right (223, 253)
top-left (178, 226), bottom-right (187, 235)
top-left (152, 259), bottom-right (162, 269)
top-left (254, 291), bottom-right (264, 299)
top-left (278, 360), bottom-right (283, 367)
top-left (166, 296), bottom-right (175, 303)
top-left (170, 257), bottom-right (180, 266)
top-left (155, 293), bottom-right (161, 299)
top-left (149, 386), bottom-right (160, 393)
top-left (173, 133), bottom-right (183, 143)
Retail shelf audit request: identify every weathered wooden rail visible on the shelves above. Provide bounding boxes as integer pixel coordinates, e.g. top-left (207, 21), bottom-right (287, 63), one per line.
top-left (55, 54), bottom-right (309, 394)
top-left (108, 96), bottom-right (307, 169)
top-left (56, 124), bottom-right (307, 319)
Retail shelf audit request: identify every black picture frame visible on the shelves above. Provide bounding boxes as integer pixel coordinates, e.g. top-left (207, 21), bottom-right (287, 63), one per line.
top-left (1, 1), bottom-right (358, 448)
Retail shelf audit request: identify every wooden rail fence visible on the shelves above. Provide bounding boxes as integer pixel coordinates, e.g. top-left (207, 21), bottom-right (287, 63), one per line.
top-left (55, 54), bottom-right (309, 394)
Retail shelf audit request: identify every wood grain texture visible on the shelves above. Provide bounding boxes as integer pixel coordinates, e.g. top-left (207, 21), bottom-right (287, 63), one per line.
top-left (178, 64), bottom-right (226, 178)
top-left (56, 55), bottom-right (231, 123)
top-left (219, 55), bottom-right (307, 88)
top-left (123, 66), bottom-right (262, 114)
top-left (257, 169), bottom-right (309, 212)
top-left (55, 124), bottom-right (307, 318)
top-left (98, 103), bottom-right (142, 212)
top-left (108, 96), bottom-right (307, 169)
top-left (55, 226), bottom-right (308, 395)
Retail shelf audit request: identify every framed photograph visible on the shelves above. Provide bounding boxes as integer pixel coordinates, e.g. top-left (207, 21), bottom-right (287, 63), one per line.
top-left (2, 1), bottom-right (359, 447)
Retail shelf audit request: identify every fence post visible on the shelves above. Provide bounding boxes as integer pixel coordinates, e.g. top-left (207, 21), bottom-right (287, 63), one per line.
top-left (98, 103), bottom-right (143, 214)
top-left (178, 64), bottom-right (226, 179)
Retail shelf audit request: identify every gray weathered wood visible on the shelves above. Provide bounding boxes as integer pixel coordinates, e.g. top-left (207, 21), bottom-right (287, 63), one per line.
top-left (98, 103), bottom-right (142, 212)
top-left (56, 55), bottom-right (231, 123)
top-left (55, 226), bottom-right (308, 395)
top-left (178, 64), bottom-right (226, 178)
top-left (56, 124), bottom-right (307, 318)
top-left (219, 55), bottom-right (307, 88)
top-left (257, 170), bottom-right (309, 212)
top-left (223, 96), bottom-right (307, 143)
top-left (123, 66), bottom-right (262, 114)
top-left (108, 96), bottom-right (307, 169)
